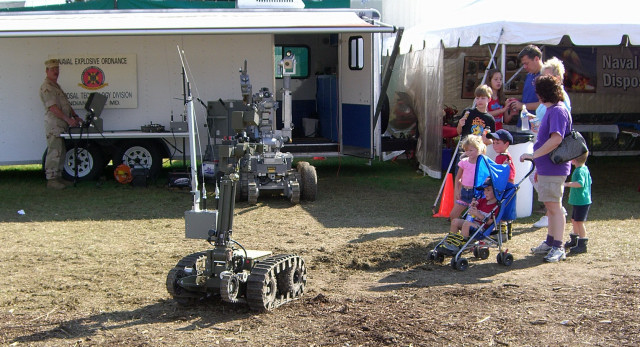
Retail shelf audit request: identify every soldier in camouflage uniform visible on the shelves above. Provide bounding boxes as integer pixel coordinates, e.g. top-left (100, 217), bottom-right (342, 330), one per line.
top-left (39, 58), bottom-right (82, 189)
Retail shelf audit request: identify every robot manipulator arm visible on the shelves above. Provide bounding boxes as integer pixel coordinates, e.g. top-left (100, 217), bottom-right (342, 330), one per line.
top-left (279, 50), bottom-right (296, 77)
top-left (239, 60), bottom-right (252, 104)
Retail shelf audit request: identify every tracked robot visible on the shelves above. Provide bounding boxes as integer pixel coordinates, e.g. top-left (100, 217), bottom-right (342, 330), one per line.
top-left (166, 48), bottom-right (307, 311)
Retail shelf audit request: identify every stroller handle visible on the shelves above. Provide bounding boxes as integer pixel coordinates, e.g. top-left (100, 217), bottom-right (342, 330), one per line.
top-left (516, 158), bottom-right (536, 187)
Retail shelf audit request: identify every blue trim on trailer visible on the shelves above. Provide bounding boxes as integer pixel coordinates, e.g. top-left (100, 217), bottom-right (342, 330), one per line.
top-left (342, 103), bottom-right (370, 148)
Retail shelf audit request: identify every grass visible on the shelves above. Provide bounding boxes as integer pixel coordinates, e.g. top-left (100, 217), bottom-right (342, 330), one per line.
top-left (0, 163), bottom-right (191, 222)
top-left (1, 155), bottom-right (638, 223)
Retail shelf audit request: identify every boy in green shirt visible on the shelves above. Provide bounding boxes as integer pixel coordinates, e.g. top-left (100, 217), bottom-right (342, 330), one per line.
top-left (563, 152), bottom-right (592, 255)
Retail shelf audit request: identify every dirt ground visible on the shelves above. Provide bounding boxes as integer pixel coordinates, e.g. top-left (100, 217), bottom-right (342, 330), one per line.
top-left (1, 159), bottom-right (639, 346)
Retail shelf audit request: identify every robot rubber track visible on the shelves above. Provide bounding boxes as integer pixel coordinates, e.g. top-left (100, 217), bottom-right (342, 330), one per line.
top-left (166, 252), bottom-right (307, 311)
top-left (246, 254), bottom-right (307, 311)
top-left (165, 251), bottom-right (207, 306)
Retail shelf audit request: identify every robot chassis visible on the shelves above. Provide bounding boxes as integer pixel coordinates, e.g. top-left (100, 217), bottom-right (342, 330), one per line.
top-left (166, 170), bottom-right (307, 310)
top-left (212, 58), bottom-right (317, 205)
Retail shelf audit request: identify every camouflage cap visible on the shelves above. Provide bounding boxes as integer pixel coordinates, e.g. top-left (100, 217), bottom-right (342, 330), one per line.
top-left (45, 59), bottom-right (60, 69)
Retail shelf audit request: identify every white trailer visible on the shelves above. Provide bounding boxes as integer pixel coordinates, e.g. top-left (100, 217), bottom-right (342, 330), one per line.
top-left (0, 8), bottom-right (398, 180)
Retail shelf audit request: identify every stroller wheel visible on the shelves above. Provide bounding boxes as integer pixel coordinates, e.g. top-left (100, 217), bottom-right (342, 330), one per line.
top-left (472, 247), bottom-right (479, 258)
top-left (455, 258), bottom-right (469, 271)
top-left (496, 253), bottom-right (504, 265)
top-left (502, 253), bottom-right (514, 267)
top-left (478, 248), bottom-right (490, 260)
top-left (450, 257), bottom-right (458, 270)
top-left (431, 250), bottom-right (445, 263)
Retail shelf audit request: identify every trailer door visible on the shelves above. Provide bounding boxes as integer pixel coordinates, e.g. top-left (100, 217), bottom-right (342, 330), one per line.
top-left (339, 33), bottom-right (374, 158)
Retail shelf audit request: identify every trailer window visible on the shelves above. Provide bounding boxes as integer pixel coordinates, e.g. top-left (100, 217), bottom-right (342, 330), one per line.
top-left (349, 36), bottom-right (364, 70)
top-left (275, 45), bottom-right (309, 79)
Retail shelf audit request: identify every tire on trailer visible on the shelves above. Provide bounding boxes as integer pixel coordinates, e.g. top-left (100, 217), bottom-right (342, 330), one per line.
top-left (113, 140), bottom-right (162, 179)
top-left (298, 162), bottom-right (317, 201)
top-left (43, 142), bottom-right (105, 181)
top-left (380, 92), bottom-right (390, 135)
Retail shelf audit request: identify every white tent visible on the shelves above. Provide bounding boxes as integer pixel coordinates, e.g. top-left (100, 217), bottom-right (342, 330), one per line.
top-left (388, 0), bottom-right (640, 52)
top-left (383, 0), bottom-right (640, 178)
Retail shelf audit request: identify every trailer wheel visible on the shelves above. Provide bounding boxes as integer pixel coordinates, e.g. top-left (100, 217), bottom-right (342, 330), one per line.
top-left (381, 92), bottom-right (390, 135)
top-left (114, 141), bottom-right (162, 178)
top-left (43, 144), bottom-right (104, 181)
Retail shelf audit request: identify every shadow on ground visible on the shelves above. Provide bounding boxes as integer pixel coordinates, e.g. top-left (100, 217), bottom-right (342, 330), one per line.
top-left (9, 299), bottom-right (252, 345)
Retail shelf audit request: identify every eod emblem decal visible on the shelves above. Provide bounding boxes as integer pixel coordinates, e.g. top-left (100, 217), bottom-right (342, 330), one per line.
top-left (78, 66), bottom-right (108, 90)
top-left (59, 54), bottom-right (137, 108)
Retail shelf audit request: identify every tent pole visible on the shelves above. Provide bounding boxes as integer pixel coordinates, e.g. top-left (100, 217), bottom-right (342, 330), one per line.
top-left (501, 44), bottom-right (506, 80)
top-left (373, 27), bottom-right (403, 129)
top-left (505, 66), bottom-right (524, 87)
top-left (486, 45), bottom-right (498, 69)
top-left (480, 42), bottom-right (500, 86)
top-left (479, 28), bottom-right (504, 86)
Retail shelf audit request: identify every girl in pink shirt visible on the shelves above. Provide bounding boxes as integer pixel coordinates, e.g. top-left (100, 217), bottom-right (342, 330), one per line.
top-left (449, 134), bottom-right (487, 220)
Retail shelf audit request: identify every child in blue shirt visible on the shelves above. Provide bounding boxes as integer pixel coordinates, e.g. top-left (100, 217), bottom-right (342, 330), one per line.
top-left (563, 152), bottom-right (592, 255)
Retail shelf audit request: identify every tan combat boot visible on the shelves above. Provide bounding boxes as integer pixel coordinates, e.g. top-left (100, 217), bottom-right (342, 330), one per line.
top-left (47, 179), bottom-right (66, 190)
top-left (58, 178), bottom-right (74, 187)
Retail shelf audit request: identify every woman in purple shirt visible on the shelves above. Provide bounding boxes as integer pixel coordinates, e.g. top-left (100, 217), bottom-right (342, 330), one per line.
top-left (520, 75), bottom-right (572, 263)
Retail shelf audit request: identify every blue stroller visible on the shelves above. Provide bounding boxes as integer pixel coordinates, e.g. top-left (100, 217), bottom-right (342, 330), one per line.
top-left (428, 155), bottom-right (535, 271)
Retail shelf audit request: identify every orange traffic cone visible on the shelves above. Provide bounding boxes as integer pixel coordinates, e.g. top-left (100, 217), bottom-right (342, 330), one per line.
top-left (433, 173), bottom-right (454, 218)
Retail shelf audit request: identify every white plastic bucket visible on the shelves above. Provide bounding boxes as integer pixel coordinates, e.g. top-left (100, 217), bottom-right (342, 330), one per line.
top-left (302, 118), bottom-right (318, 137)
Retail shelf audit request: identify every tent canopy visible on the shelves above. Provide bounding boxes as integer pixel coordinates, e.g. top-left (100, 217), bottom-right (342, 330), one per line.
top-left (386, 0), bottom-right (640, 53)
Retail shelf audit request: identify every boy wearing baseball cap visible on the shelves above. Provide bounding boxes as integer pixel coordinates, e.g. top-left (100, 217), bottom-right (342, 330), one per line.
top-left (487, 129), bottom-right (516, 240)
top-left (487, 129), bottom-right (515, 184)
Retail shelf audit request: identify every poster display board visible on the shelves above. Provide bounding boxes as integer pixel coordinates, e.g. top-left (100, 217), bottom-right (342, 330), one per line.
top-left (597, 47), bottom-right (640, 95)
top-left (546, 46), bottom-right (640, 95)
top-left (545, 46), bottom-right (596, 93)
top-left (53, 54), bottom-right (138, 109)
top-left (461, 56), bottom-right (490, 99)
